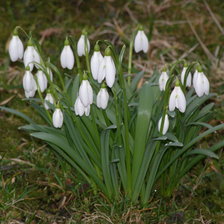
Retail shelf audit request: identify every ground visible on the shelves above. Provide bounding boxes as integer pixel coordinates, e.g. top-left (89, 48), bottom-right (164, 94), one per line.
top-left (0, 0), bottom-right (224, 223)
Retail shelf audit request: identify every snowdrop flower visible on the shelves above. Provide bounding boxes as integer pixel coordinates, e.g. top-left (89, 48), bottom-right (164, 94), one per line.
top-left (60, 38), bottom-right (75, 70)
top-left (193, 70), bottom-right (198, 88)
top-left (158, 114), bottom-right (169, 135)
top-left (77, 33), bottom-right (90, 57)
top-left (9, 29), bottom-right (24, 62)
top-left (23, 39), bottom-right (40, 71)
top-left (74, 96), bottom-right (90, 116)
top-left (98, 47), bottom-right (116, 88)
top-left (79, 76), bottom-right (93, 107)
top-left (159, 70), bottom-right (169, 91)
top-left (90, 44), bottom-right (103, 80)
top-left (181, 66), bottom-right (192, 87)
top-left (194, 71), bottom-right (210, 97)
top-left (134, 27), bottom-right (149, 53)
top-left (23, 67), bottom-right (37, 96)
top-left (36, 70), bottom-right (47, 92)
top-left (169, 82), bottom-right (186, 113)
top-left (52, 108), bottom-right (63, 128)
top-left (44, 93), bottom-right (54, 110)
top-left (96, 86), bottom-right (109, 109)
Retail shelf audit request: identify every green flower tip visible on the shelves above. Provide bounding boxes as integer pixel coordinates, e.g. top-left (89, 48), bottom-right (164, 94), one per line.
top-left (175, 78), bottom-right (180, 86)
top-left (138, 24), bottom-right (143, 30)
top-left (13, 27), bottom-right (18, 36)
top-left (101, 82), bottom-right (107, 88)
top-left (162, 66), bottom-right (167, 72)
top-left (27, 38), bottom-right (33, 46)
top-left (82, 30), bottom-right (88, 36)
top-left (94, 43), bottom-right (100, 52)
top-left (83, 72), bottom-right (88, 80)
top-left (184, 62), bottom-right (188, 67)
top-left (25, 66), bottom-right (30, 71)
top-left (64, 37), bottom-right (70, 46)
top-left (196, 64), bottom-right (202, 72)
top-left (105, 47), bottom-right (111, 56)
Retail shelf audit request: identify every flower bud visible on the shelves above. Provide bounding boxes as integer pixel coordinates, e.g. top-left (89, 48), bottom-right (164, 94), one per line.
top-left (74, 96), bottom-right (90, 116)
top-left (79, 79), bottom-right (93, 107)
top-left (60, 39), bottom-right (75, 70)
top-left (90, 45), bottom-right (103, 80)
top-left (134, 28), bottom-right (149, 53)
top-left (52, 108), bottom-right (63, 128)
top-left (23, 68), bottom-right (36, 93)
top-left (96, 87), bottom-right (109, 109)
top-left (36, 70), bottom-right (47, 92)
top-left (77, 34), bottom-right (90, 57)
top-left (158, 114), bottom-right (169, 135)
top-left (9, 33), bottom-right (24, 62)
top-left (159, 71), bottom-right (169, 91)
top-left (44, 93), bottom-right (54, 110)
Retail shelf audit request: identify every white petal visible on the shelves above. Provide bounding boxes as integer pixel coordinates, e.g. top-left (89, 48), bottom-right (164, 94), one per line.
top-left (74, 97), bottom-right (85, 116)
top-left (84, 105), bottom-right (90, 116)
top-left (169, 88), bottom-right (177, 111)
top-left (181, 67), bottom-right (191, 87)
top-left (44, 93), bottom-right (54, 110)
top-left (77, 35), bottom-right (85, 56)
top-left (24, 46), bottom-right (34, 71)
top-left (17, 37), bottom-right (24, 59)
top-left (134, 31), bottom-right (142, 53)
top-left (53, 109), bottom-right (63, 128)
top-left (96, 90), bottom-right (102, 108)
top-left (159, 72), bottom-right (169, 91)
top-left (100, 88), bottom-right (109, 109)
top-left (33, 48), bottom-right (40, 69)
top-left (79, 80), bottom-right (91, 107)
top-left (36, 70), bottom-right (47, 92)
top-left (105, 56), bottom-right (116, 88)
top-left (176, 87), bottom-right (186, 113)
top-left (193, 70), bottom-right (198, 89)
top-left (202, 73), bottom-right (210, 95)
top-left (141, 31), bottom-right (149, 53)
top-left (66, 46), bottom-right (75, 69)
top-left (9, 36), bottom-right (23, 62)
top-left (91, 51), bottom-right (103, 80)
top-left (60, 46), bottom-right (67, 68)
top-left (25, 89), bottom-right (36, 98)
top-left (98, 57), bottom-right (106, 83)
top-left (23, 71), bottom-right (35, 92)
top-left (87, 81), bottom-right (93, 105)
top-left (194, 73), bottom-right (204, 97)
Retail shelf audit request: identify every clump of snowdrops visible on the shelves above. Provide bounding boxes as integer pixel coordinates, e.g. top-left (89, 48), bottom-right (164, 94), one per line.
top-left (3, 25), bottom-right (224, 206)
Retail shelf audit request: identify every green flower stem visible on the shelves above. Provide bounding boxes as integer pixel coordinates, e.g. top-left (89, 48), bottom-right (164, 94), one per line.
top-left (14, 26), bottom-right (29, 38)
top-left (84, 34), bottom-right (91, 76)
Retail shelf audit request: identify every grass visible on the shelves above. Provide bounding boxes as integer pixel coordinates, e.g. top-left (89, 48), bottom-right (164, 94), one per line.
top-left (0, 0), bottom-right (224, 223)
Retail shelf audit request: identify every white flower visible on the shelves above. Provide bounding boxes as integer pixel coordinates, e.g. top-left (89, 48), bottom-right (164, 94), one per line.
top-left (96, 88), bottom-right (109, 109)
top-left (74, 96), bottom-right (90, 116)
top-left (169, 86), bottom-right (186, 113)
top-left (98, 55), bottom-right (116, 88)
top-left (52, 108), bottom-right (63, 128)
top-left (36, 70), bottom-right (47, 92)
top-left (9, 35), bottom-right (24, 62)
top-left (181, 67), bottom-right (192, 87)
top-left (194, 72), bottom-right (210, 97)
top-left (23, 69), bottom-right (36, 93)
top-left (24, 45), bottom-right (40, 71)
top-left (77, 34), bottom-right (90, 57)
top-left (60, 44), bottom-right (75, 70)
top-left (159, 71), bottom-right (169, 91)
top-left (44, 93), bottom-right (54, 110)
top-left (134, 30), bottom-right (149, 53)
top-left (79, 79), bottom-right (93, 107)
top-left (91, 50), bottom-right (103, 80)
top-left (158, 114), bottom-right (169, 135)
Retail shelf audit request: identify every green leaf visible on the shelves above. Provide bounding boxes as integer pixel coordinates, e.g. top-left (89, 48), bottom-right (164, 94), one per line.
top-left (184, 149), bottom-right (219, 159)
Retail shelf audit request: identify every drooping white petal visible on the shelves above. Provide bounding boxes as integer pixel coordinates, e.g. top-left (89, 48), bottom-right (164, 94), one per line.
top-left (194, 72), bottom-right (210, 97)
top-left (79, 80), bottom-right (93, 107)
top-left (25, 89), bottom-right (36, 98)
top-left (84, 105), bottom-right (90, 116)
top-left (140, 31), bottom-right (149, 53)
top-left (181, 67), bottom-right (192, 87)
top-left (91, 51), bottom-right (103, 80)
top-left (176, 87), bottom-right (186, 113)
top-left (193, 70), bottom-right (198, 89)
top-left (77, 35), bottom-right (90, 57)
top-left (9, 36), bottom-right (24, 62)
top-left (23, 70), bottom-right (35, 92)
top-left (105, 56), bottom-right (116, 88)
top-left (134, 31), bottom-right (142, 53)
top-left (158, 114), bottom-right (169, 135)
top-left (60, 45), bottom-right (74, 70)
top-left (74, 97), bottom-right (85, 116)
top-left (44, 93), bottom-right (54, 110)
top-left (36, 70), bottom-right (47, 92)
top-left (98, 57), bottom-right (106, 83)
top-left (24, 46), bottom-right (40, 71)
top-left (169, 88), bottom-right (176, 112)
top-left (97, 88), bottom-right (109, 109)
top-left (52, 108), bottom-right (63, 128)
top-left (159, 71), bottom-right (169, 91)
top-left (202, 73), bottom-right (210, 95)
